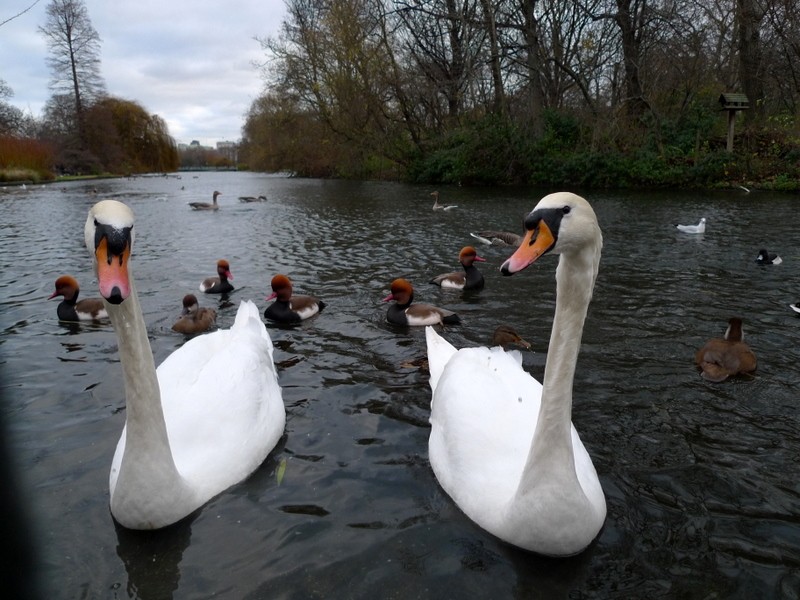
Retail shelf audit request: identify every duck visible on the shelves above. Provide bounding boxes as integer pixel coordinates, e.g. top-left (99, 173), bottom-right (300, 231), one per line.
top-left (491, 325), bottom-right (531, 349)
top-left (430, 246), bottom-right (486, 290)
top-left (676, 218), bottom-right (706, 233)
top-left (695, 317), bottom-right (757, 382)
top-left (171, 294), bottom-right (217, 335)
top-left (188, 191), bottom-right (221, 211)
top-left (199, 259), bottom-right (234, 294)
top-left (239, 195), bottom-right (267, 203)
top-left (755, 248), bottom-right (782, 265)
top-left (400, 326), bottom-right (530, 372)
top-left (426, 192), bottom-right (606, 556)
top-left (48, 275), bottom-right (108, 322)
top-left (431, 191), bottom-right (457, 211)
top-left (263, 274), bottom-right (325, 323)
top-left (84, 199), bottom-right (285, 530)
top-left (470, 231), bottom-right (523, 247)
top-left (383, 278), bottom-right (460, 326)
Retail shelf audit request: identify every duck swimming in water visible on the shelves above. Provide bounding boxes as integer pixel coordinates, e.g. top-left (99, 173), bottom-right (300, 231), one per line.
top-left (171, 294), bottom-right (217, 335)
top-left (384, 278), bottom-right (460, 326)
top-left (755, 248), bottom-right (782, 265)
top-left (695, 317), bottom-right (757, 382)
top-left (430, 246), bottom-right (486, 291)
top-left (49, 275), bottom-right (108, 322)
top-left (189, 191), bottom-right (221, 211)
top-left (263, 274), bottom-right (325, 323)
top-left (431, 191), bottom-right (457, 211)
top-left (199, 259), bottom-right (234, 294)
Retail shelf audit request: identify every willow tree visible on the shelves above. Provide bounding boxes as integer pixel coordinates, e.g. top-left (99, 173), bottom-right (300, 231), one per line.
top-left (38, 0), bottom-right (105, 145)
top-left (84, 97), bottom-right (179, 173)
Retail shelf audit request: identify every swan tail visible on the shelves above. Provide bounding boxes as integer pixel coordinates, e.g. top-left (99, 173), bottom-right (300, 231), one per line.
top-left (233, 300), bottom-right (275, 358)
top-left (425, 326), bottom-right (458, 392)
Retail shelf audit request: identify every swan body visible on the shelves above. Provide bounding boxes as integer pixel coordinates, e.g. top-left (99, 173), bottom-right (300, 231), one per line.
top-left (431, 191), bottom-right (457, 211)
top-left (426, 192), bottom-right (606, 556)
top-left (189, 191), bottom-right (221, 210)
top-left (171, 294), bottom-right (217, 334)
top-left (676, 218), bottom-right (706, 234)
top-left (384, 278), bottom-right (460, 326)
top-left (430, 246), bottom-right (486, 290)
top-left (49, 275), bottom-right (108, 321)
top-left (695, 317), bottom-right (757, 382)
top-left (86, 200), bottom-right (285, 530)
top-left (263, 274), bottom-right (325, 323)
top-left (200, 259), bottom-right (234, 294)
top-left (470, 231), bottom-right (523, 247)
top-left (790, 302), bottom-right (800, 314)
top-left (755, 248), bottom-right (782, 265)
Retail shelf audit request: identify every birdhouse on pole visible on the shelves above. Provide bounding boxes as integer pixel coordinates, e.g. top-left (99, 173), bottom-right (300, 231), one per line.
top-left (719, 93), bottom-right (750, 152)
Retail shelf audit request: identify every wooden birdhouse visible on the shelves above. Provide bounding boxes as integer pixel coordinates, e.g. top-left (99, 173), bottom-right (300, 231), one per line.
top-left (719, 93), bottom-right (749, 152)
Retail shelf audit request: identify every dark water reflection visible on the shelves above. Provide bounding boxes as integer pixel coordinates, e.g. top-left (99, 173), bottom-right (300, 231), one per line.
top-left (1, 173), bottom-right (799, 599)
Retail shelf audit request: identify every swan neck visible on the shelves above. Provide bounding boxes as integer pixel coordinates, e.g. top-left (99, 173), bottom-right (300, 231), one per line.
top-left (106, 277), bottom-right (176, 469)
top-left (523, 245), bottom-right (598, 483)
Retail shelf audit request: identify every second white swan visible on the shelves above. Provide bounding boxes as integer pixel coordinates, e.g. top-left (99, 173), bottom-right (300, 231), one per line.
top-left (426, 191), bottom-right (606, 556)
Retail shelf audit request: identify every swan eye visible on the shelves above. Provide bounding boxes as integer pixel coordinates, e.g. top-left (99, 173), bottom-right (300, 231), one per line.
top-left (562, 206), bottom-right (571, 214)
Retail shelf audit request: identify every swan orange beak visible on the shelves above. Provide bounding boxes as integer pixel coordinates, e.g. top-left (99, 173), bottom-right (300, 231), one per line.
top-left (95, 236), bottom-right (131, 303)
top-left (501, 220), bottom-right (555, 275)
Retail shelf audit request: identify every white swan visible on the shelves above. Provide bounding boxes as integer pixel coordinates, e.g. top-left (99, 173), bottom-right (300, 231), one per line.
top-left (426, 192), bottom-right (606, 556)
top-left (676, 217), bottom-right (706, 233)
top-left (85, 200), bottom-right (285, 530)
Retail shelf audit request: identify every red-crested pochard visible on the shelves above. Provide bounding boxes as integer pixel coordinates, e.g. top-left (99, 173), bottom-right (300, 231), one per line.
top-left (430, 246), bottom-right (486, 290)
top-left (263, 274), bottom-right (325, 323)
top-left (384, 278), bottom-right (460, 326)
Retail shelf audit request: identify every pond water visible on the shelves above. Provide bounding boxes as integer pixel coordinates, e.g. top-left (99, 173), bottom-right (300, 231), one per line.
top-left (1, 172), bottom-right (799, 599)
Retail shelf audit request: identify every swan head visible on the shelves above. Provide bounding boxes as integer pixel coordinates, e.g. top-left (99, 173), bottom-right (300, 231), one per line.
top-left (85, 200), bottom-right (135, 304)
top-left (500, 192), bottom-right (600, 275)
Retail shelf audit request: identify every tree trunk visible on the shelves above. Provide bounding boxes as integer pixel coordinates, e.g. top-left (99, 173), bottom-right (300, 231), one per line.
top-left (736, 0), bottom-right (765, 124)
top-left (521, 0), bottom-right (545, 137)
top-left (479, 0), bottom-right (505, 115)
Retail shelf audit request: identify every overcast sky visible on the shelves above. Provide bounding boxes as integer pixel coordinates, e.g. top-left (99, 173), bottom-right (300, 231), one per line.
top-left (1, 0), bottom-right (287, 146)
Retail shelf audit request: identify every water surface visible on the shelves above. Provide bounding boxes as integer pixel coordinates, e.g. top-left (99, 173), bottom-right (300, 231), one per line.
top-left (1, 173), bottom-right (799, 598)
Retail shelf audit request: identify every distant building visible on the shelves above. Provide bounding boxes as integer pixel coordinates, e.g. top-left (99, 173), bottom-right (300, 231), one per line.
top-left (216, 141), bottom-right (238, 164)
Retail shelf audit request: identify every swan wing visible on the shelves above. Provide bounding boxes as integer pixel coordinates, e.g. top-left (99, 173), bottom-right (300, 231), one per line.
top-left (428, 342), bottom-right (542, 523)
top-left (156, 300), bottom-right (285, 496)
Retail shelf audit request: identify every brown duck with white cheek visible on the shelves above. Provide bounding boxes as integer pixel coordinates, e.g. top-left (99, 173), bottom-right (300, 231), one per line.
top-left (384, 278), bottom-right (460, 326)
top-left (49, 275), bottom-right (108, 322)
top-left (695, 317), bottom-right (757, 382)
top-left (263, 274), bottom-right (325, 323)
top-left (430, 246), bottom-right (486, 290)
top-left (199, 259), bottom-right (234, 294)
top-left (171, 294), bottom-right (217, 334)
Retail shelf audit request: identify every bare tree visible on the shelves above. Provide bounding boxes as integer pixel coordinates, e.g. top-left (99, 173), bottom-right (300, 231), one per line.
top-left (38, 0), bottom-right (105, 143)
